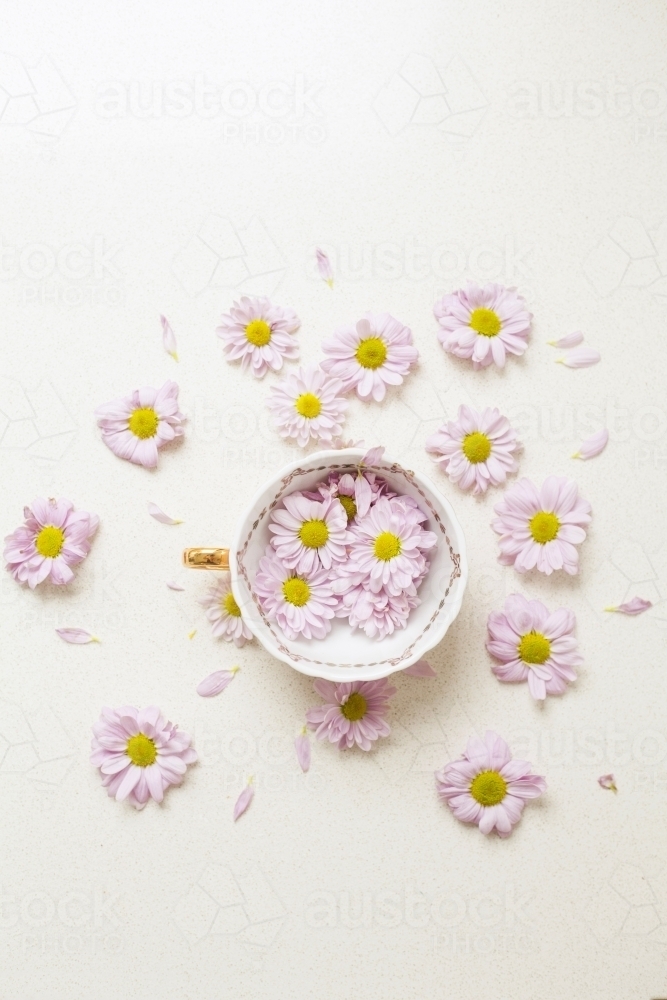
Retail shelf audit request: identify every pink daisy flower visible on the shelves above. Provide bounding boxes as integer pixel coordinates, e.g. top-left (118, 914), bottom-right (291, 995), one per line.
top-left (216, 295), bottom-right (300, 378)
top-left (306, 678), bottom-right (397, 751)
top-left (435, 731), bottom-right (546, 837)
top-left (426, 404), bottom-right (519, 495)
top-left (321, 312), bottom-right (418, 401)
top-left (95, 380), bottom-right (184, 468)
top-left (336, 582), bottom-right (419, 640)
top-left (316, 469), bottom-right (392, 523)
top-left (254, 549), bottom-right (337, 641)
top-left (90, 705), bottom-right (197, 810)
top-left (346, 497), bottom-right (436, 596)
top-left (198, 574), bottom-right (253, 646)
top-left (492, 476), bottom-right (591, 576)
top-left (269, 494), bottom-right (349, 574)
top-left (486, 593), bottom-right (582, 700)
top-left (266, 365), bottom-right (348, 448)
top-left (434, 281), bottom-right (532, 370)
top-left (4, 497), bottom-right (99, 589)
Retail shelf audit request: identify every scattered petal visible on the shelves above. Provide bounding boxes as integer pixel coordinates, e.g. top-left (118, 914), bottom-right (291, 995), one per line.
top-left (332, 436), bottom-right (365, 450)
top-left (56, 628), bottom-right (99, 644)
top-left (572, 428), bottom-right (609, 460)
top-left (316, 247), bottom-right (334, 288)
top-left (548, 331), bottom-right (584, 349)
top-left (605, 597), bottom-right (652, 616)
top-left (557, 347), bottom-right (601, 368)
top-left (598, 774), bottom-right (617, 792)
top-left (148, 502), bottom-right (183, 525)
top-left (361, 445), bottom-right (385, 466)
top-left (188, 629), bottom-right (197, 639)
top-left (166, 580), bottom-right (185, 591)
top-left (402, 659), bottom-right (436, 677)
top-left (161, 314), bottom-right (178, 361)
top-left (233, 777), bottom-right (254, 820)
top-left (196, 666), bottom-right (239, 697)
top-left (295, 728), bottom-right (311, 771)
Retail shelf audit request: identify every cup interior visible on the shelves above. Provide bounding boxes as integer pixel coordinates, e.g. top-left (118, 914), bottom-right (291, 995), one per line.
top-left (230, 449), bottom-right (467, 682)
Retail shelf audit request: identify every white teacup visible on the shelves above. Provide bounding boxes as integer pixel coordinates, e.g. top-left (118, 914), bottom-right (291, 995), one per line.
top-left (184, 448), bottom-right (468, 682)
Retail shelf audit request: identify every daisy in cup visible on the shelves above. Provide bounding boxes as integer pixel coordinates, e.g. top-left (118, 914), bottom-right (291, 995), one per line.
top-left (336, 583), bottom-right (419, 640)
top-left (321, 312), bottom-right (418, 402)
top-left (216, 295), bottom-right (300, 378)
top-left (95, 380), bottom-right (184, 468)
top-left (434, 281), bottom-right (532, 370)
top-left (198, 573), bottom-right (253, 647)
top-left (346, 497), bottom-right (436, 596)
top-left (436, 730), bottom-right (546, 837)
top-left (306, 678), bottom-right (396, 751)
top-left (254, 549), bottom-right (337, 641)
top-left (316, 469), bottom-right (392, 523)
top-left (487, 593), bottom-right (581, 700)
top-left (266, 364), bottom-right (348, 448)
top-left (492, 476), bottom-right (591, 575)
top-left (4, 497), bottom-right (98, 589)
top-left (426, 404), bottom-right (519, 495)
top-left (269, 494), bottom-right (349, 575)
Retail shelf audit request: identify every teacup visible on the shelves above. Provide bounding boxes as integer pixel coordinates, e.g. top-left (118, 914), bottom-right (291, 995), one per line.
top-left (183, 448), bottom-right (468, 682)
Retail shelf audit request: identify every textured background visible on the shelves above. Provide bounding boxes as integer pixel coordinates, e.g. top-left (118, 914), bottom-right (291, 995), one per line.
top-left (1, 1), bottom-right (666, 998)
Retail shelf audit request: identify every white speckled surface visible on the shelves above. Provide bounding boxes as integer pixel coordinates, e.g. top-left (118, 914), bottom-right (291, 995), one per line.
top-left (1, 2), bottom-right (666, 997)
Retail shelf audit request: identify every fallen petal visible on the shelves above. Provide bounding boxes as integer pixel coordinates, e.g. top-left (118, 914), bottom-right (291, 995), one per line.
top-left (148, 502), bottom-right (183, 525)
top-left (161, 314), bottom-right (178, 361)
top-left (315, 247), bottom-right (334, 288)
top-left (196, 667), bottom-right (239, 697)
top-left (572, 428), bottom-right (609, 460)
top-left (605, 597), bottom-right (652, 616)
top-left (166, 580), bottom-right (185, 591)
top-left (188, 629), bottom-right (197, 639)
top-left (295, 729), bottom-right (311, 772)
top-left (233, 778), bottom-right (254, 820)
top-left (361, 445), bottom-right (385, 466)
top-left (332, 436), bottom-right (365, 450)
top-left (402, 659), bottom-right (436, 678)
top-left (598, 773), bottom-right (617, 792)
top-left (56, 628), bottom-right (99, 644)
top-left (548, 331), bottom-right (584, 349)
top-left (557, 347), bottom-right (601, 368)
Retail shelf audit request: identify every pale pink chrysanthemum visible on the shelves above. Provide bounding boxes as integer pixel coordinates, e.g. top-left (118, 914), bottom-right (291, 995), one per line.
top-left (266, 364), bottom-right (348, 448)
top-left (254, 548), bottom-right (337, 641)
top-left (346, 497), bottom-right (436, 596)
top-left (434, 282), bottom-right (532, 370)
top-left (426, 404), bottom-right (519, 495)
top-left (216, 295), bottom-right (300, 378)
top-left (4, 498), bottom-right (99, 589)
top-left (269, 494), bottom-right (349, 574)
top-left (486, 593), bottom-right (581, 700)
top-left (321, 312), bottom-right (418, 401)
top-left (306, 678), bottom-right (397, 751)
top-left (90, 705), bottom-right (197, 809)
top-left (492, 476), bottom-right (591, 576)
top-left (315, 469), bottom-right (392, 523)
top-left (198, 574), bottom-right (253, 646)
top-left (336, 582), bottom-right (419, 640)
top-left (435, 731), bottom-right (546, 837)
top-left (95, 381), bottom-right (184, 468)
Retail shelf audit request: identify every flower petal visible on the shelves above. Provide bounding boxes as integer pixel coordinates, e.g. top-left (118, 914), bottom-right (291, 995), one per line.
top-left (557, 347), bottom-right (601, 368)
top-left (295, 730), bottom-right (311, 772)
top-left (315, 248), bottom-right (334, 288)
top-left (548, 331), bottom-right (583, 349)
top-left (148, 502), bottom-right (183, 525)
top-left (572, 428), bottom-right (608, 460)
top-left (605, 597), bottom-right (652, 616)
top-left (598, 773), bottom-right (617, 791)
top-left (166, 580), bottom-right (185, 591)
top-left (361, 445), bottom-right (385, 466)
top-left (402, 659), bottom-right (436, 678)
top-left (196, 667), bottom-right (239, 697)
top-left (161, 314), bottom-right (178, 361)
top-left (56, 628), bottom-right (99, 644)
top-left (233, 778), bottom-right (254, 820)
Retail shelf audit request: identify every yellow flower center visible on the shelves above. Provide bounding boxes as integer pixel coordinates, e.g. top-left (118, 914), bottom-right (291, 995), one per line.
top-left (462, 431), bottom-right (491, 464)
top-left (469, 307), bottom-right (501, 337)
top-left (35, 525), bottom-right (65, 559)
top-left (126, 733), bottom-right (157, 767)
top-left (355, 337), bottom-right (387, 370)
top-left (518, 632), bottom-right (552, 665)
top-left (128, 407), bottom-right (159, 439)
top-left (529, 511), bottom-right (560, 544)
top-left (470, 770), bottom-right (507, 806)
top-left (245, 319), bottom-right (272, 347)
top-left (299, 519), bottom-right (329, 549)
top-left (282, 577), bottom-right (310, 607)
top-left (341, 692), bottom-right (367, 721)
top-left (295, 392), bottom-right (322, 419)
top-left (338, 495), bottom-right (357, 521)
top-left (223, 592), bottom-right (241, 617)
top-left (373, 531), bottom-right (401, 561)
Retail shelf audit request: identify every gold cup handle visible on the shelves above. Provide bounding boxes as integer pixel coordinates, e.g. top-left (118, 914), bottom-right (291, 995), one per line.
top-left (182, 547), bottom-right (230, 570)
